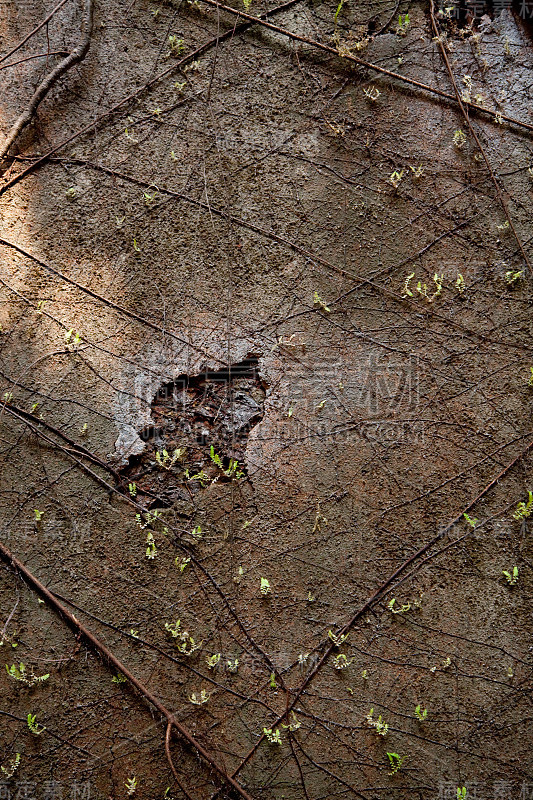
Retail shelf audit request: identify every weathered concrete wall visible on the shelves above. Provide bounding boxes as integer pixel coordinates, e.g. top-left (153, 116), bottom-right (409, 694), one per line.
top-left (0, 0), bottom-right (532, 797)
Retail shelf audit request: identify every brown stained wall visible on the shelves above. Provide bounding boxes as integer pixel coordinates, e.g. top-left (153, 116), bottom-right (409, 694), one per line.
top-left (0, 0), bottom-right (532, 798)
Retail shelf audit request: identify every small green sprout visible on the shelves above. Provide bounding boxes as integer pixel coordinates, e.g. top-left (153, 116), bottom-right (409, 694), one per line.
top-left (0, 753), bottom-right (21, 779)
top-left (36, 300), bottom-right (46, 314)
top-left (361, 669), bottom-right (368, 680)
top-left (416, 279), bottom-right (428, 298)
top-left (396, 13), bottom-right (410, 35)
top-left (165, 620), bottom-right (202, 655)
top-left (65, 187), bottom-right (78, 200)
top-left (363, 86), bottom-right (380, 101)
top-left (387, 752), bottom-right (406, 774)
top-left (209, 446), bottom-right (244, 479)
top-left (260, 577), bottom-right (271, 596)
top-left (226, 658), bottom-right (239, 673)
top-left (190, 524), bottom-right (202, 541)
top-left (513, 491), bottom-right (533, 521)
top-left (528, 367), bottom-right (533, 387)
top-left (410, 164), bottom-right (424, 179)
top-left (209, 445), bottom-right (224, 470)
top-left (456, 273), bottom-right (465, 292)
top-left (403, 272), bottom-right (445, 302)
top-left (128, 482), bottom-right (137, 497)
top-left (269, 672), bottom-right (278, 689)
top-left (206, 653), bottom-right (221, 669)
top-left (366, 708), bottom-right (388, 736)
top-left (135, 508), bottom-right (162, 529)
top-left (307, 591), bottom-right (316, 602)
top-left (6, 663), bottom-right (49, 686)
top-left (457, 788), bottom-right (467, 800)
top-left (415, 704), bottom-right (428, 721)
top-left (313, 291), bottom-right (331, 313)
top-left (281, 712), bottom-right (301, 731)
top-left (463, 512), bottom-right (478, 528)
top-left (328, 630), bottom-right (348, 647)
top-left (453, 129), bottom-right (467, 149)
top-left (389, 169), bottom-right (404, 189)
top-left (505, 269), bottom-right (524, 285)
top-left (133, 238), bottom-right (141, 252)
top-left (143, 189), bottom-right (159, 205)
top-left (502, 566), bottom-right (518, 585)
top-left (225, 458), bottom-right (244, 479)
top-left (189, 689), bottom-right (210, 705)
top-left (3, 392), bottom-right (13, 404)
top-left (332, 654), bottom-right (353, 670)
top-left (209, 444), bottom-right (223, 469)
top-left (429, 273), bottom-right (443, 302)
top-left (0, 633), bottom-right (18, 648)
top-left (263, 727), bottom-right (282, 744)
top-left (125, 777), bottom-right (137, 796)
top-left (243, 0), bottom-right (252, 9)
top-left (166, 35), bottom-right (184, 57)
top-left (388, 598), bottom-right (411, 614)
top-left (312, 505), bottom-right (328, 532)
top-left (183, 60), bottom-right (200, 73)
top-left (184, 468), bottom-right (210, 486)
top-left (145, 532), bottom-right (157, 559)
top-left (124, 128), bottom-right (138, 144)
top-left (165, 620), bottom-right (202, 656)
top-left (27, 713), bottom-right (46, 736)
top-left (64, 329), bottom-right (81, 346)
top-left (156, 447), bottom-right (185, 469)
top-left (34, 510), bottom-right (44, 522)
top-left (402, 272), bottom-right (415, 297)
top-left (112, 673), bottom-right (127, 684)
top-left (334, 0), bottom-right (344, 23)
top-left (176, 556), bottom-right (191, 573)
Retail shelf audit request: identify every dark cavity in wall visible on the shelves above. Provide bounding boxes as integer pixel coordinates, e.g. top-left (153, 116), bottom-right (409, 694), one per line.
top-left (120, 355), bottom-right (266, 507)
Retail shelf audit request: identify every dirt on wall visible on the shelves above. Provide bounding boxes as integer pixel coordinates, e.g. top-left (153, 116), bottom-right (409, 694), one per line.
top-left (0, 0), bottom-right (533, 798)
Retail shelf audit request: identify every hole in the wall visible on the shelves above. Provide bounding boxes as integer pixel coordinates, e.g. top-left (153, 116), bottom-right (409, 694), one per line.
top-left (120, 355), bottom-right (267, 504)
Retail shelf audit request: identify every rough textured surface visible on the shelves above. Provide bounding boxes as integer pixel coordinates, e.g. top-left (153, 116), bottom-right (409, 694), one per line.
top-left (0, 0), bottom-right (533, 798)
